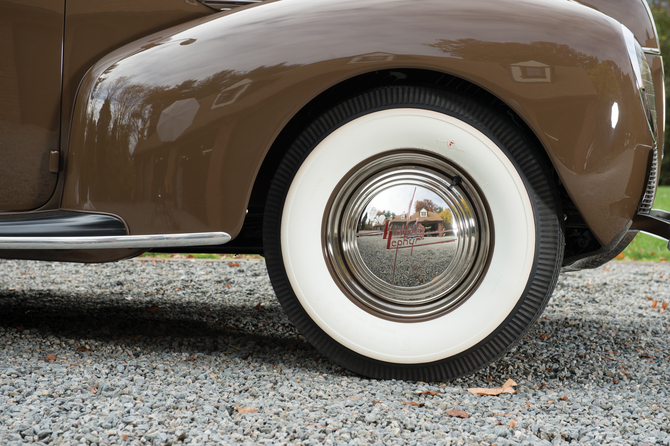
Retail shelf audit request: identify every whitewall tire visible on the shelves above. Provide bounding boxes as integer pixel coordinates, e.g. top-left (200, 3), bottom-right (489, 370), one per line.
top-left (264, 86), bottom-right (563, 381)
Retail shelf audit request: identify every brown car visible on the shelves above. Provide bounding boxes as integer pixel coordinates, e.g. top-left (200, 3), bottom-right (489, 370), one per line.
top-left (1, 0), bottom-right (668, 381)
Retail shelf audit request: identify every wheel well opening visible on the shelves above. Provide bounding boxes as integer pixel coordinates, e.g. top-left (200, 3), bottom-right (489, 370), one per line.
top-left (244, 68), bottom-right (587, 257)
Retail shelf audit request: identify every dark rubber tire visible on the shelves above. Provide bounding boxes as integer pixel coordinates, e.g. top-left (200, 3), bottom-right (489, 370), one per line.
top-left (263, 85), bottom-right (563, 381)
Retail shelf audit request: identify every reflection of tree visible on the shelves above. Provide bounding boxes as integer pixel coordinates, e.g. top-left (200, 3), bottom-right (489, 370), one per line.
top-left (429, 39), bottom-right (624, 99)
top-left (414, 199), bottom-right (439, 213)
top-left (82, 63), bottom-right (299, 203)
top-left (431, 39), bottom-right (592, 66)
top-left (439, 209), bottom-right (453, 227)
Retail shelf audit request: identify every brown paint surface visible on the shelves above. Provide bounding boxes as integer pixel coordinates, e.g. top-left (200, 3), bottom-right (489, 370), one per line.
top-left (650, 54), bottom-right (666, 165)
top-left (0, 0), bottom-right (63, 211)
top-left (60, 0), bottom-right (656, 247)
top-left (577, 0), bottom-right (658, 48)
top-left (60, 0), bottom-right (213, 153)
top-left (46, 0), bottom-right (215, 214)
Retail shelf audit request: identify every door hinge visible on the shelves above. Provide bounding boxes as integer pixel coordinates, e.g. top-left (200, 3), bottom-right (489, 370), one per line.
top-left (49, 151), bottom-right (60, 173)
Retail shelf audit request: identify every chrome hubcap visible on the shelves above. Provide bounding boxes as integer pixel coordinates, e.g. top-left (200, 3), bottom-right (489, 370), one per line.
top-left (325, 153), bottom-right (490, 320)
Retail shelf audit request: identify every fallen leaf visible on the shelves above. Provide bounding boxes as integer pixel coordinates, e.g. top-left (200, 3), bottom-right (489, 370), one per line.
top-left (204, 307), bottom-right (210, 311)
top-left (526, 401), bottom-right (530, 408)
top-left (467, 379), bottom-right (517, 396)
top-left (16, 326), bottom-right (24, 332)
top-left (188, 355), bottom-right (196, 361)
top-left (45, 355), bottom-right (57, 361)
top-left (640, 354), bottom-right (654, 359)
top-left (663, 302), bottom-right (668, 310)
top-left (88, 386), bottom-right (98, 394)
top-left (613, 378), bottom-right (620, 384)
top-left (303, 423), bottom-right (336, 430)
top-left (652, 301), bottom-right (659, 308)
top-left (238, 407), bottom-right (259, 414)
top-left (228, 263), bottom-right (240, 267)
top-left (254, 303), bottom-right (262, 310)
top-left (446, 409), bottom-right (469, 418)
top-left (510, 420), bottom-right (516, 428)
top-left (187, 254), bottom-right (195, 259)
top-left (145, 306), bottom-right (160, 313)
top-left (540, 333), bottom-right (550, 339)
top-left (121, 434), bottom-right (129, 440)
top-left (402, 401), bottom-right (425, 407)
top-left (615, 253), bottom-right (625, 259)
top-left (560, 396), bottom-right (568, 401)
top-left (372, 400), bottom-right (382, 405)
top-left (286, 344), bottom-right (295, 351)
top-left (75, 345), bottom-right (90, 352)
top-left (420, 391), bottom-right (438, 396)
top-left (604, 357), bottom-right (613, 360)
top-left (226, 284), bottom-right (231, 289)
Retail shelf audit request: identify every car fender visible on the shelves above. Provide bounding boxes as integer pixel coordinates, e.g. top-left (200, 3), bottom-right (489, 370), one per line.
top-left (61, 0), bottom-right (655, 246)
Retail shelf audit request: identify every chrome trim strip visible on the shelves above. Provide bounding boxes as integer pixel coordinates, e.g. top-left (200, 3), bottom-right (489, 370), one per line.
top-left (639, 142), bottom-right (659, 215)
top-left (0, 232), bottom-right (231, 250)
top-left (643, 47), bottom-right (662, 56)
top-left (200, 0), bottom-right (263, 10)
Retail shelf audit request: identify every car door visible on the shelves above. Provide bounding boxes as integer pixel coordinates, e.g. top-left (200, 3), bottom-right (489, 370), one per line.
top-left (0, 0), bottom-right (64, 211)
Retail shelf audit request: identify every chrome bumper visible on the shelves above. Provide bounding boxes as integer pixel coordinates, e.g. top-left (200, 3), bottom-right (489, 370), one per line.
top-left (631, 209), bottom-right (670, 248)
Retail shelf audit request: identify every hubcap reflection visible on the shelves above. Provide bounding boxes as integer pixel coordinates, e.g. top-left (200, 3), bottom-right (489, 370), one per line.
top-left (325, 153), bottom-right (490, 320)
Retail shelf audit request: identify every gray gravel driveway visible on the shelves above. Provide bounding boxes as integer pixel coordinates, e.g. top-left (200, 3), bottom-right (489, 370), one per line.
top-left (0, 258), bottom-right (669, 445)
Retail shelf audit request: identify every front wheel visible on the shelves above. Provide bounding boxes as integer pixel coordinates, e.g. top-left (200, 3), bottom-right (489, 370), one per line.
top-left (264, 86), bottom-right (563, 381)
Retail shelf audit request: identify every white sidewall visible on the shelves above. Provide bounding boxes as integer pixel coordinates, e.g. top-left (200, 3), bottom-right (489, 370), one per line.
top-left (281, 109), bottom-right (535, 364)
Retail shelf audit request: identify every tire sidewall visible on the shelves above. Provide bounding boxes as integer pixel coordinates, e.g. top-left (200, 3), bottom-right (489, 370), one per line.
top-left (264, 86), bottom-right (562, 380)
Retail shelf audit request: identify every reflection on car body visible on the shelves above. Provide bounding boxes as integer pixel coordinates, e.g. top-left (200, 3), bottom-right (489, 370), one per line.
top-left (0, 0), bottom-right (668, 380)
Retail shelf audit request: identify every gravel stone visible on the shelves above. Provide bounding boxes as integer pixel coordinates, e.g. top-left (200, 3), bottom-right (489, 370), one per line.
top-left (1, 258), bottom-right (670, 445)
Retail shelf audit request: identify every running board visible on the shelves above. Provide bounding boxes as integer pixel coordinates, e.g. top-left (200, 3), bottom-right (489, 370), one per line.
top-left (631, 209), bottom-right (670, 249)
top-left (0, 211), bottom-right (231, 249)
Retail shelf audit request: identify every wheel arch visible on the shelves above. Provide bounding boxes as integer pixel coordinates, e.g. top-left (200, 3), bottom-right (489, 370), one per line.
top-left (250, 67), bottom-right (559, 216)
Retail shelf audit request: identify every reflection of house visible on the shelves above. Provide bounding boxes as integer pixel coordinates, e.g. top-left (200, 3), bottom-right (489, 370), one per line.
top-left (510, 60), bottom-right (552, 83)
top-left (348, 52), bottom-right (395, 64)
top-left (211, 78), bottom-right (253, 109)
top-left (388, 209), bottom-right (447, 236)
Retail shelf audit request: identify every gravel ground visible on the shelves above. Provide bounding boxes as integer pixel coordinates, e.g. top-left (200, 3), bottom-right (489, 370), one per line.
top-left (357, 234), bottom-right (456, 287)
top-left (0, 258), bottom-right (669, 445)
